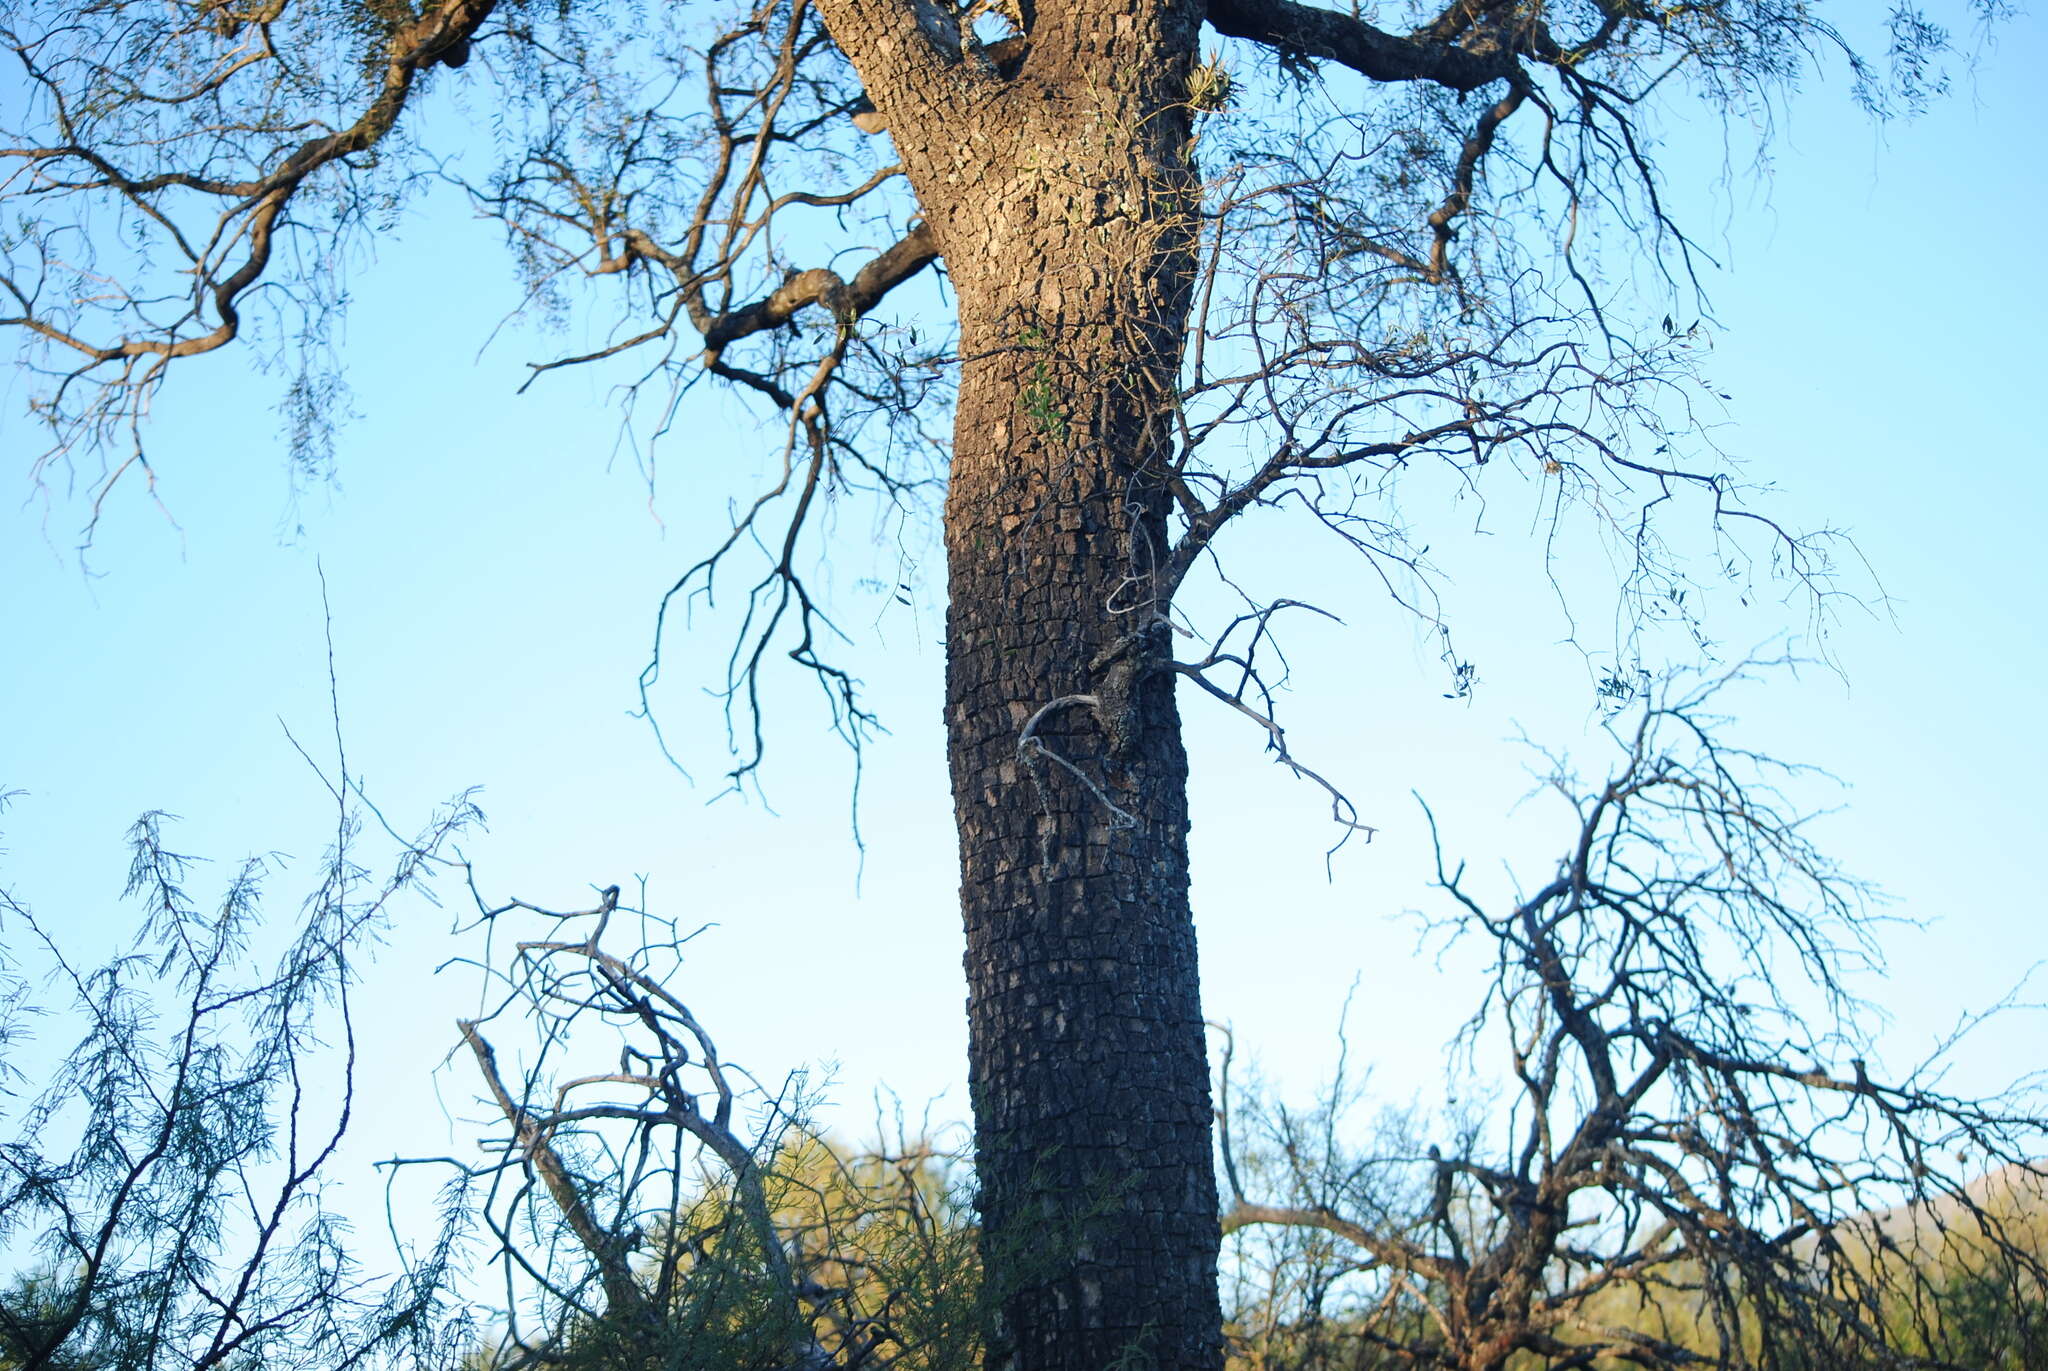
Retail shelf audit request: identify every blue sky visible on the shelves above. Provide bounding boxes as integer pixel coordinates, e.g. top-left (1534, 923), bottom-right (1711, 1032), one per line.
top-left (3, 9), bottom-right (2045, 1230)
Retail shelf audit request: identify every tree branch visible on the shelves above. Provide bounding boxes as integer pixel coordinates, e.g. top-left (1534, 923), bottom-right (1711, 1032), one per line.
top-left (1203, 0), bottom-right (1514, 91)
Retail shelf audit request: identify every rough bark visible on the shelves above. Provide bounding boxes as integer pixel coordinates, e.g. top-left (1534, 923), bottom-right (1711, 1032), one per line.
top-left (816, 1), bottom-right (1221, 1364)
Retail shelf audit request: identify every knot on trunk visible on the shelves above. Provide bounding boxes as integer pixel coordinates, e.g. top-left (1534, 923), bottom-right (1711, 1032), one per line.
top-left (1089, 621), bottom-right (1168, 761)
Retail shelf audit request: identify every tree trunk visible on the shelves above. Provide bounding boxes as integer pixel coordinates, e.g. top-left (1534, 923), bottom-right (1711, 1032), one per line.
top-left (814, 2), bottom-right (1221, 1364)
top-left (941, 215), bottom-right (1218, 1371)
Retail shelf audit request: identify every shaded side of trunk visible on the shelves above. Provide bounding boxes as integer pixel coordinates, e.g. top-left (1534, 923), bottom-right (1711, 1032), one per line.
top-left (942, 224), bottom-right (1218, 1371)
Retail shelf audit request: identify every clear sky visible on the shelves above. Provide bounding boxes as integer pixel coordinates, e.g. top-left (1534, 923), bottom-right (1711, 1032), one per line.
top-left (3, 8), bottom-right (2044, 1236)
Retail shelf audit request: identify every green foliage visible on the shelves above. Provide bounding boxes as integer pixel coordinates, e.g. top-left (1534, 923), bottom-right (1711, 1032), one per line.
top-left (1916, 1256), bottom-right (2048, 1369)
top-left (0, 791), bottom-right (480, 1371)
top-left (1217, 1199), bottom-right (2048, 1371)
top-left (1015, 326), bottom-right (1071, 445)
top-left (1186, 53), bottom-right (1234, 113)
top-left (423, 883), bottom-right (986, 1371)
top-left (448, 1128), bottom-right (983, 1371)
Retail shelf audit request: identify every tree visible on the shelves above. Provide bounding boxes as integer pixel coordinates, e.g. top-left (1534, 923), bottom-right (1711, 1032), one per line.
top-left (0, 2), bottom-right (1999, 1366)
top-left (1214, 671), bottom-right (2048, 1371)
top-left (403, 876), bottom-right (984, 1370)
top-left (0, 787), bottom-right (481, 1371)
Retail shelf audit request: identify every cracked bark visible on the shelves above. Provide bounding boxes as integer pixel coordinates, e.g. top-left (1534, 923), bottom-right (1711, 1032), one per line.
top-left (819, 0), bottom-right (1222, 1363)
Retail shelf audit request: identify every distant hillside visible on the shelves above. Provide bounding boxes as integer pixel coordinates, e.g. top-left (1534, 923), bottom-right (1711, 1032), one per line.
top-left (1552, 1163), bottom-right (2048, 1369)
top-left (1840, 1162), bottom-right (2048, 1264)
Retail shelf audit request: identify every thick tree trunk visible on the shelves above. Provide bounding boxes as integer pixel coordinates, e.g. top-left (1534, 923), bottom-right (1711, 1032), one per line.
top-left (815, 1), bottom-right (1221, 1364)
top-left (941, 246), bottom-right (1218, 1371)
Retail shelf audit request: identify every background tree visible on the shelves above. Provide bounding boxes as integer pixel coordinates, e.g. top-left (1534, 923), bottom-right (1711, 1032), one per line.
top-left (1215, 671), bottom-right (2048, 1371)
top-left (0, 1), bottom-right (2004, 1366)
top-left (0, 786), bottom-right (481, 1371)
top-left (401, 877), bottom-right (983, 1370)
